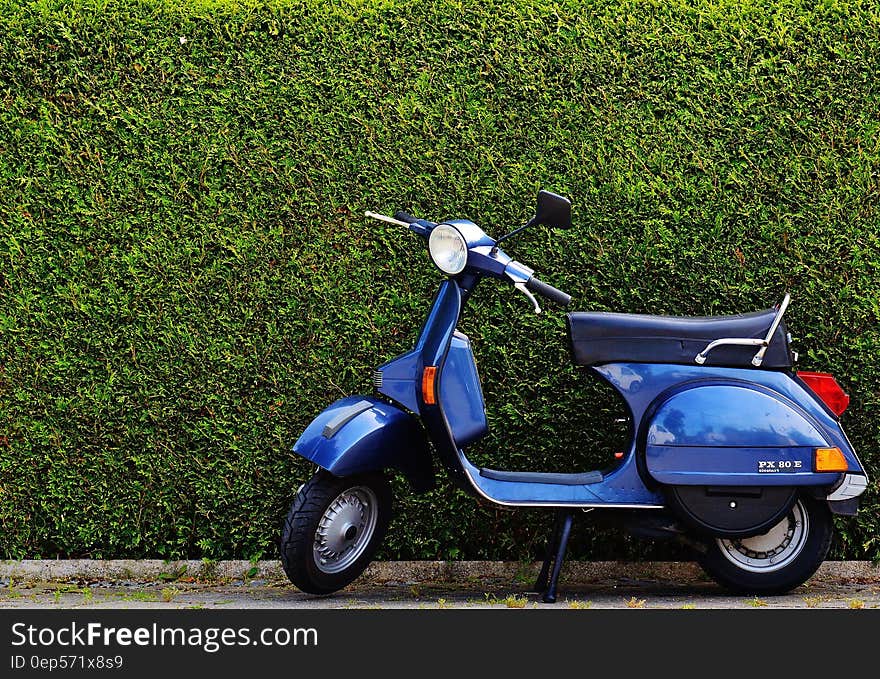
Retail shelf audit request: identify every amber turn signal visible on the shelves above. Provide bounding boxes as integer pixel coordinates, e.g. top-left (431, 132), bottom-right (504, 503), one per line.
top-left (422, 366), bottom-right (438, 405)
top-left (814, 447), bottom-right (848, 472)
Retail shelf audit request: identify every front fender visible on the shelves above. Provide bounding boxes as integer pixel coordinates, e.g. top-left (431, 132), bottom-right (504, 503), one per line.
top-left (293, 396), bottom-right (434, 493)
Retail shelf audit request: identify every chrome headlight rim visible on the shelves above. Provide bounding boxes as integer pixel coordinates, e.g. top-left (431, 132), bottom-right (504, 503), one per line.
top-left (428, 223), bottom-right (468, 275)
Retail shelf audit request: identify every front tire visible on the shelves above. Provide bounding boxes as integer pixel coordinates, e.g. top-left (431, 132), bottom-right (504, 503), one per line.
top-left (698, 495), bottom-right (833, 595)
top-left (280, 471), bottom-right (392, 594)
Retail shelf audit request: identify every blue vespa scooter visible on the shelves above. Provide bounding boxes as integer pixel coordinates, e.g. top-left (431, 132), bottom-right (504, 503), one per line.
top-left (281, 191), bottom-right (869, 601)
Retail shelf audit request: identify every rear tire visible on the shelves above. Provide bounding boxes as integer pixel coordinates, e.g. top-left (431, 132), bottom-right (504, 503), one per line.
top-left (698, 495), bottom-right (832, 595)
top-left (280, 471), bottom-right (392, 594)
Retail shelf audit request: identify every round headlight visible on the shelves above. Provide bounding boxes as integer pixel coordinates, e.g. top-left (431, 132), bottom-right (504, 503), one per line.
top-left (428, 224), bottom-right (468, 275)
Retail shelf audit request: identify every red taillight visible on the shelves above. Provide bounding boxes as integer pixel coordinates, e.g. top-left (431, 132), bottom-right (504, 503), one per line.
top-left (798, 371), bottom-right (850, 416)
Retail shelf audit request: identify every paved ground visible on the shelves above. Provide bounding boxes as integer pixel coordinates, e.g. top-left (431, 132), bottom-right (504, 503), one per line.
top-left (1, 561), bottom-right (879, 609)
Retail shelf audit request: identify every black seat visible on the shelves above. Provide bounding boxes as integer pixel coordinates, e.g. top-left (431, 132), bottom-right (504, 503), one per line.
top-left (567, 308), bottom-right (792, 368)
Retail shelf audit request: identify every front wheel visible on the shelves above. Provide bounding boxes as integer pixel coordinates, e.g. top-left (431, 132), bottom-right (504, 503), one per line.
top-left (280, 471), bottom-right (392, 594)
top-left (698, 496), bottom-right (833, 595)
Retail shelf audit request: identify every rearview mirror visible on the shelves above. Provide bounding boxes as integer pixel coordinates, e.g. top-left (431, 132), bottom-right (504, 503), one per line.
top-left (534, 190), bottom-right (572, 229)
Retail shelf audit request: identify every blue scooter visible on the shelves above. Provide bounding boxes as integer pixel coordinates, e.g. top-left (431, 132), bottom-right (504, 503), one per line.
top-left (281, 191), bottom-right (869, 601)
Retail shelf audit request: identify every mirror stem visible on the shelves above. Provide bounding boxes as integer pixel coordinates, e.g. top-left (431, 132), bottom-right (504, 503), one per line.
top-left (492, 216), bottom-right (537, 255)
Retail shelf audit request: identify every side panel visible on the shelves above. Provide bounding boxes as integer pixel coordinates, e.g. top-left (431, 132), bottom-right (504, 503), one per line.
top-left (648, 385), bottom-right (828, 448)
top-left (440, 332), bottom-right (489, 447)
top-left (647, 445), bottom-right (833, 486)
top-left (293, 396), bottom-right (434, 492)
top-left (594, 363), bottom-right (863, 490)
top-left (646, 383), bottom-right (841, 486)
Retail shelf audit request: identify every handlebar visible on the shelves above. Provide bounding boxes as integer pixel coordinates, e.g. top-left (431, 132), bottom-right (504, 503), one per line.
top-left (365, 210), bottom-right (434, 236)
top-left (366, 209), bottom-right (572, 309)
top-left (393, 211), bottom-right (419, 224)
top-left (526, 277), bottom-right (572, 307)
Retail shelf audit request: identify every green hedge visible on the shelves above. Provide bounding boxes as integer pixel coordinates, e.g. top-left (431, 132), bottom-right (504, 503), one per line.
top-left (1, 0), bottom-right (878, 561)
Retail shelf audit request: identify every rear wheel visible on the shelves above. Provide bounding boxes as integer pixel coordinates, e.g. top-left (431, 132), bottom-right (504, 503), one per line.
top-left (280, 471), bottom-right (392, 594)
top-left (698, 496), bottom-right (832, 595)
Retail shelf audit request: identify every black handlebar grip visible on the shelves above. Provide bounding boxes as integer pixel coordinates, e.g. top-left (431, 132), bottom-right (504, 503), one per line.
top-left (393, 211), bottom-right (419, 224)
top-left (526, 277), bottom-right (572, 307)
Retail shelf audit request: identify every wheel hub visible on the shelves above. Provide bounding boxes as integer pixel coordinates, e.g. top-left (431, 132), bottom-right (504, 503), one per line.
top-left (313, 486), bottom-right (378, 574)
top-left (717, 499), bottom-right (809, 573)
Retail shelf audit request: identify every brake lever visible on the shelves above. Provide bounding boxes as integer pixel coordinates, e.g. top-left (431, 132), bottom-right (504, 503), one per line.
top-left (514, 282), bottom-right (542, 314)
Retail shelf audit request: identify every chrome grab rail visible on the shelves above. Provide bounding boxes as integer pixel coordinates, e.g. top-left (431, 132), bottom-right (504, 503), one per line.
top-left (694, 293), bottom-right (791, 367)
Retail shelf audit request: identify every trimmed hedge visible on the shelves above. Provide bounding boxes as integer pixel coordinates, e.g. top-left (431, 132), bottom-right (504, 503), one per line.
top-left (0, 0), bottom-right (878, 561)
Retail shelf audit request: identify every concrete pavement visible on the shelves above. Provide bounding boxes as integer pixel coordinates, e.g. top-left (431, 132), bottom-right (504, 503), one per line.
top-left (1, 560), bottom-right (879, 609)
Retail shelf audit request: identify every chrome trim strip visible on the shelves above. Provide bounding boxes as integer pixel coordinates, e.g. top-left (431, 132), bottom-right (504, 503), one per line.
top-left (462, 467), bottom-right (665, 510)
top-left (827, 473), bottom-right (869, 501)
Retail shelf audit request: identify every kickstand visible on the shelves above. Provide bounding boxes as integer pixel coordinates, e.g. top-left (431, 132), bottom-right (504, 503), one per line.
top-left (532, 510), bottom-right (574, 604)
top-left (533, 512), bottom-right (563, 593)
